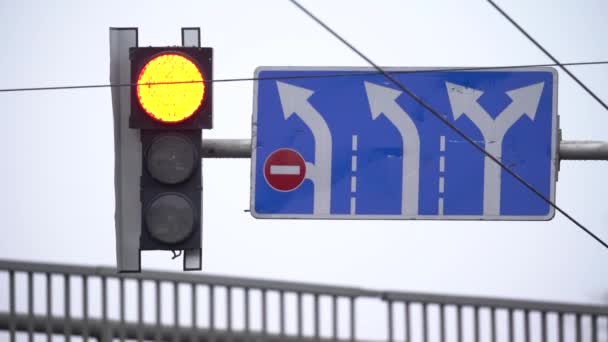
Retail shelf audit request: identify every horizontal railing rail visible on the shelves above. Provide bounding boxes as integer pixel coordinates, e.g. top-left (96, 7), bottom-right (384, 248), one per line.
top-left (0, 313), bottom-right (376, 342)
top-left (0, 259), bottom-right (377, 298)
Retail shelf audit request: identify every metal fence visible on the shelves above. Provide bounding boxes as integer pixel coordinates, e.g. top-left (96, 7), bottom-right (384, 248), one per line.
top-left (0, 259), bottom-right (606, 342)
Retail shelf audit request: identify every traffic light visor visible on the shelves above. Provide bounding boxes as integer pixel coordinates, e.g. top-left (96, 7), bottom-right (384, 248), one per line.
top-left (136, 53), bottom-right (205, 123)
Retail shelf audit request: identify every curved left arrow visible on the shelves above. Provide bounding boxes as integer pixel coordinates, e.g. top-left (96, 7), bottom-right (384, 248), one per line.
top-left (277, 81), bottom-right (332, 215)
top-left (364, 82), bottom-right (420, 216)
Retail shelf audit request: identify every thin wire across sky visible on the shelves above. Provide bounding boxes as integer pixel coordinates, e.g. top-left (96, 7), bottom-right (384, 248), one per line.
top-left (286, 0), bottom-right (608, 250)
top-left (0, 61), bottom-right (607, 93)
top-left (0, 1), bottom-right (605, 249)
top-left (487, 0), bottom-right (608, 112)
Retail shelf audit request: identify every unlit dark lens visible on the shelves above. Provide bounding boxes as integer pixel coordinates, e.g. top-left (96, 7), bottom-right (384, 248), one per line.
top-left (146, 135), bottom-right (196, 184)
top-left (145, 193), bottom-right (195, 244)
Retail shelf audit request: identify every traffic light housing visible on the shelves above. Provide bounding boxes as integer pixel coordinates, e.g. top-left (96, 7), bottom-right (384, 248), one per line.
top-left (130, 46), bottom-right (212, 255)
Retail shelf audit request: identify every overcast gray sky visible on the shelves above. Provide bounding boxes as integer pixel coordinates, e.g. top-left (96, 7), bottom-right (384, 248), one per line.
top-left (0, 0), bottom-right (607, 332)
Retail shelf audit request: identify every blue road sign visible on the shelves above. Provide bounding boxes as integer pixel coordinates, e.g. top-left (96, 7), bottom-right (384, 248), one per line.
top-left (250, 67), bottom-right (558, 220)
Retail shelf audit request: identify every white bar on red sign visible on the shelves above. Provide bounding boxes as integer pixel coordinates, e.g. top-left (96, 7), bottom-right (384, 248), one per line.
top-left (270, 165), bottom-right (301, 175)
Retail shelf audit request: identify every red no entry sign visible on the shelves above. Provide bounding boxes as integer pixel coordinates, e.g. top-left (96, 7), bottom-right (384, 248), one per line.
top-left (264, 148), bottom-right (306, 191)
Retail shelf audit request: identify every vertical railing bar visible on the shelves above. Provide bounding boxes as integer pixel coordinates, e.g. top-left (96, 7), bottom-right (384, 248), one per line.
top-left (227, 286), bottom-right (233, 333)
top-left (576, 314), bottom-right (582, 342)
top-left (457, 305), bottom-right (463, 342)
top-left (102, 275), bottom-right (108, 338)
top-left (509, 309), bottom-right (514, 342)
top-left (491, 307), bottom-right (497, 342)
top-left (244, 288), bottom-right (250, 335)
top-left (262, 289), bottom-right (268, 336)
top-left (405, 302), bottom-right (411, 342)
top-left (591, 315), bottom-right (597, 342)
top-left (174, 281), bottom-right (180, 342)
top-left (192, 284), bottom-right (198, 326)
top-left (558, 312), bottom-right (564, 342)
top-left (27, 272), bottom-right (34, 342)
top-left (388, 300), bottom-right (394, 342)
top-left (525, 309), bottom-right (530, 342)
top-left (119, 277), bottom-right (125, 342)
top-left (350, 296), bottom-right (356, 342)
top-left (9, 270), bottom-right (15, 342)
top-left (474, 306), bottom-right (479, 342)
top-left (314, 294), bottom-right (320, 341)
top-left (138, 279), bottom-right (144, 342)
top-left (208, 285), bottom-right (216, 342)
top-left (191, 283), bottom-right (197, 342)
top-left (156, 280), bottom-right (162, 342)
top-left (46, 272), bottom-right (52, 342)
top-left (280, 290), bottom-right (286, 338)
top-left (332, 295), bottom-right (338, 341)
top-left (64, 273), bottom-right (71, 342)
top-left (440, 304), bottom-right (446, 342)
top-left (297, 292), bottom-right (303, 339)
top-left (541, 311), bottom-right (547, 342)
top-left (209, 285), bottom-right (215, 332)
top-left (591, 315), bottom-right (596, 342)
top-left (423, 303), bottom-right (429, 342)
top-left (82, 275), bottom-right (89, 342)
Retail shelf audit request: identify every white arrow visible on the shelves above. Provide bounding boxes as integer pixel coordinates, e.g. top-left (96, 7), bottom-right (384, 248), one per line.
top-left (445, 81), bottom-right (544, 216)
top-left (364, 82), bottom-right (420, 216)
top-left (276, 81), bottom-right (332, 215)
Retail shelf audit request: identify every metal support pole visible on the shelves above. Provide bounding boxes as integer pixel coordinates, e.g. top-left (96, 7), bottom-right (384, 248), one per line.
top-left (202, 138), bottom-right (608, 161)
top-left (201, 139), bottom-right (251, 158)
top-left (559, 140), bottom-right (608, 160)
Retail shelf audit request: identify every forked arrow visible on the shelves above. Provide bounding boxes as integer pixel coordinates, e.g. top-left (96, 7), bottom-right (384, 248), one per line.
top-left (446, 81), bottom-right (545, 216)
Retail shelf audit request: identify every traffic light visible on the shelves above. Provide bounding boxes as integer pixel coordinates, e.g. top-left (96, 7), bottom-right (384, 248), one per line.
top-left (130, 47), bottom-right (212, 260)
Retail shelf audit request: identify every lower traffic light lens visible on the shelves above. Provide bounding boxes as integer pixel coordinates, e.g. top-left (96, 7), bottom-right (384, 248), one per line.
top-left (145, 193), bottom-right (195, 244)
top-left (146, 135), bottom-right (197, 184)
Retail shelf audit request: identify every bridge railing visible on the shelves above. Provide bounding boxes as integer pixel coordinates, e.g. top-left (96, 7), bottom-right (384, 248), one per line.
top-left (0, 259), bottom-right (606, 342)
top-left (383, 290), bottom-right (608, 342)
top-left (0, 259), bottom-right (377, 342)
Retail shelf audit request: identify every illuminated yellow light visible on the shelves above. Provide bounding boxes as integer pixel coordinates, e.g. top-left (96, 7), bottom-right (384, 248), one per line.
top-left (136, 53), bottom-right (205, 123)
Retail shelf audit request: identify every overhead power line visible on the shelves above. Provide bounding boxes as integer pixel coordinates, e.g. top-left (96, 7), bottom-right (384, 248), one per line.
top-left (487, 0), bottom-right (608, 112)
top-left (0, 61), bottom-right (607, 93)
top-left (287, 0), bottom-right (608, 250)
